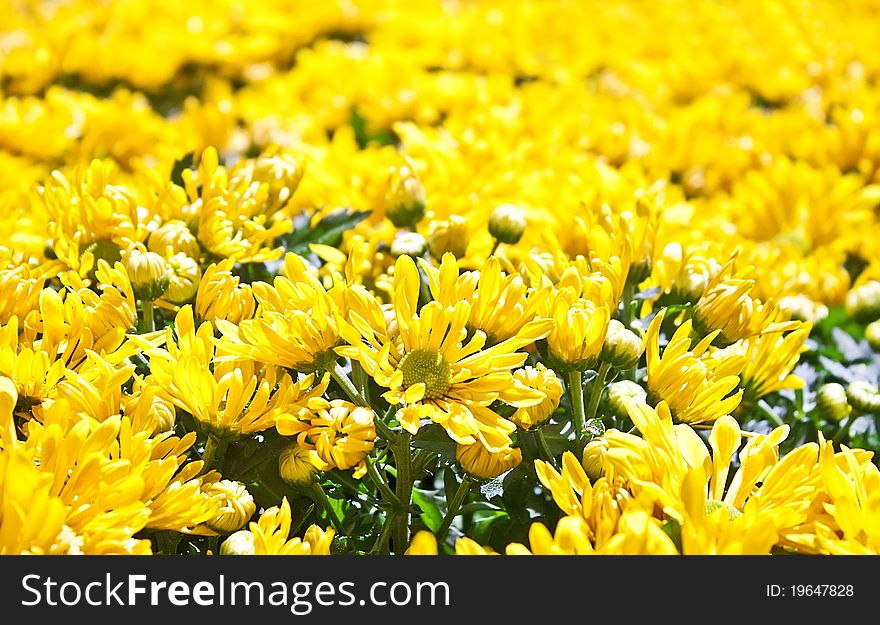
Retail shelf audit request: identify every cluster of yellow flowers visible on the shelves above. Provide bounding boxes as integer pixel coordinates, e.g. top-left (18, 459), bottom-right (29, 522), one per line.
top-left (2, 0), bottom-right (880, 555)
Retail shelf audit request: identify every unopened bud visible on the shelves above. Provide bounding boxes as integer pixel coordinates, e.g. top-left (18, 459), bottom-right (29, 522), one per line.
top-left (846, 380), bottom-right (880, 413)
top-left (148, 219), bottom-right (201, 259)
top-left (488, 204), bottom-right (527, 245)
top-left (385, 160), bottom-right (426, 228)
top-left (278, 444), bottom-right (318, 486)
top-left (122, 243), bottom-right (171, 300)
top-left (219, 530), bottom-right (256, 555)
top-left (163, 253), bottom-right (201, 304)
top-left (582, 438), bottom-right (607, 481)
top-left (816, 383), bottom-right (851, 421)
top-left (600, 320), bottom-right (645, 369)
top-left (845, 281), bottom-right (880, 323)
top-left (456, 443), bottom-right (522, 480)
top-left (428, 216), bottom-right (469, 260)
top-left (205, 480), bottom-right (256, 533)
top-left (390, 232), bottom-right (428, 258)
top-left (866, 320), bottom-right (880, 350)
top-left (605, 380), bottom-right (648, 420)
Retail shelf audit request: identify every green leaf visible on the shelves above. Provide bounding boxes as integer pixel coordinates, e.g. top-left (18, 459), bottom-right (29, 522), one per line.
top-left (412, 423), bottom-right (458, 462)
top-left (443, 467), bottom-right (460, 504)
top-left (280, 208), bottom-right (371, 257)
top-left (412, 488), bottom-right (443, 532)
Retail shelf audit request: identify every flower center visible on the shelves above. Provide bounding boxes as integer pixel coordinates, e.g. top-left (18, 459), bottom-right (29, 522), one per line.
top-left (399, 349), bottom-right (452, 399)
top-left (705, 499), bottom-right (742, 521)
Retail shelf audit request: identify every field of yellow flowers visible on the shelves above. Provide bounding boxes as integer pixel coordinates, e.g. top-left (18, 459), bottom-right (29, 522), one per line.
top-left (2, 0), bottom-right (880, 556)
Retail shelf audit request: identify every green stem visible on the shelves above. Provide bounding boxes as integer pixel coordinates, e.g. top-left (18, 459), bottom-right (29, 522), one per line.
top-left (140, 298), bottom-right (155, 334)
top-left (621, 281), bottom-right (635, 328)
top-left (311, 482), bottom-right (345, 535)
top-left (201, 434), bottom-right (229, 474)
top-left (586, 362), bottom-right (612, 424)
top-left (437, 475), bottom-right (474, 542)
top-left (373, 410), bottom-right (400, 445)
top-left (352, 361), bottom-right (371, 406)
top-left (567, 369), bottom-right (586, 454)
top-left (331, 362), bottom-right (369, 407)
top-left (370, 511), bottom-right (396, 555)
top-left (365, 455), bottom-right (403, 508)
top-left (621, 281), bottom-right (637, 381)
top-left (392, 431), bottom-right (413, 554)
top-left (534, 428), bottom-right (557, 467)
top-left (832, 412), bottom-right (858, 445)
top-left (489, 239), bottom-right (501, 256)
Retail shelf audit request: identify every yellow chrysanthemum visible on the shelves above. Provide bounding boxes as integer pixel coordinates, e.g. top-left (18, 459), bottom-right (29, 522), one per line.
top-left (221, 497), bottom-right (334, 556)
top-left (195, 258), bottom-right (256, 327)
top-left (645, 309), bottom-right (744, 424)
top-left (215, 253), bottom-right (343, 373)
top-left (337, 254), bottom-right (552, 451)
top-left (146, 305), bottom-right (328, 437)
top-left (278, 398), bottom-right (376, 479)
top-left (509, 363), bottom-right (563, 430)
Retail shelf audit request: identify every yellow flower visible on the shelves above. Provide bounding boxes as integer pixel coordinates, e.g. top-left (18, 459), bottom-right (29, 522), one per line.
top-left (181, 147), bottom-right (296, 263)
top-left (195, 258), bottom-right (256, 326)
top-left (148, 219), bottom-right (201, 259)
top-left (693, 259), bottom-right (799, 345)
top-left (509, 363), bottom-right (563, 430)
top-left (121, 242), bottom-right (172, 301)
top-left (223, 497), bottom-right (334, 555)
top-left (40, 159), bottom-right (145, 276)
top-left (645, 309), bottom-right (744, 424)
top-left (215, 253), bottom-right (342, 372)
top-left (456, 442), bottom-right (522, 480)
top-left (405, 530), bottom-right (498, 555)
top-left (728, 322), bottom-right (811, 407)
top-left (278, 398), bottom-right (376, 479)
top-left (337, 254), bottom-right (552, 451)
top-left (546, 295), bottom-right (611, 371)
top-left (808, 437), bottom-right (880, 554)
top-left (424, 254), bottom-right (551, 343)
top-left (427, 215), bottom-right (469, 260)
top-left (146, 306), bottom-right (328, 437)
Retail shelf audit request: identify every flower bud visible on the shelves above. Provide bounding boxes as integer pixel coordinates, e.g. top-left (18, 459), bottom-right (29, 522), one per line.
top-left (428, 216), bottom-right (469, 260)
top-left (163, 253), bottom-right (201, 304)
top-left (456, 443), bottom-right (522, 480)
top-left (600, 319), bottom-right (645, 369)
top-left (390, 232), bottom-right (428, 258)
top-left (122, 243), bottom-right (171, 300)
top-left (279, 443), bottom-right (318, 486)
top-left (846, 380), bottom-right (880, 413)
top-left (816, 383), bottom-right (851, 421)
top-left (777, 294), bottom-right (829, 324)
top-left (220, 530), bottom-right (256, 555)
top-left (488, 204), bottom-right (527, 245)
top-left (510, 364), bottom-right (563, 430)
top-left (866, 320), bottom-right (880, 350)
top-left (582, 438), bottom-right (607, 480)
top-left (605, 380), bottom-right (648, 420)
top-left (205, 480), bottom-right (257, 533)
top-left (845, 281), bottom-right (880, 323)
top-left (148, 219), bottom-right (201, 259)
top-left (384, 160), bottom-right (426, 228)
